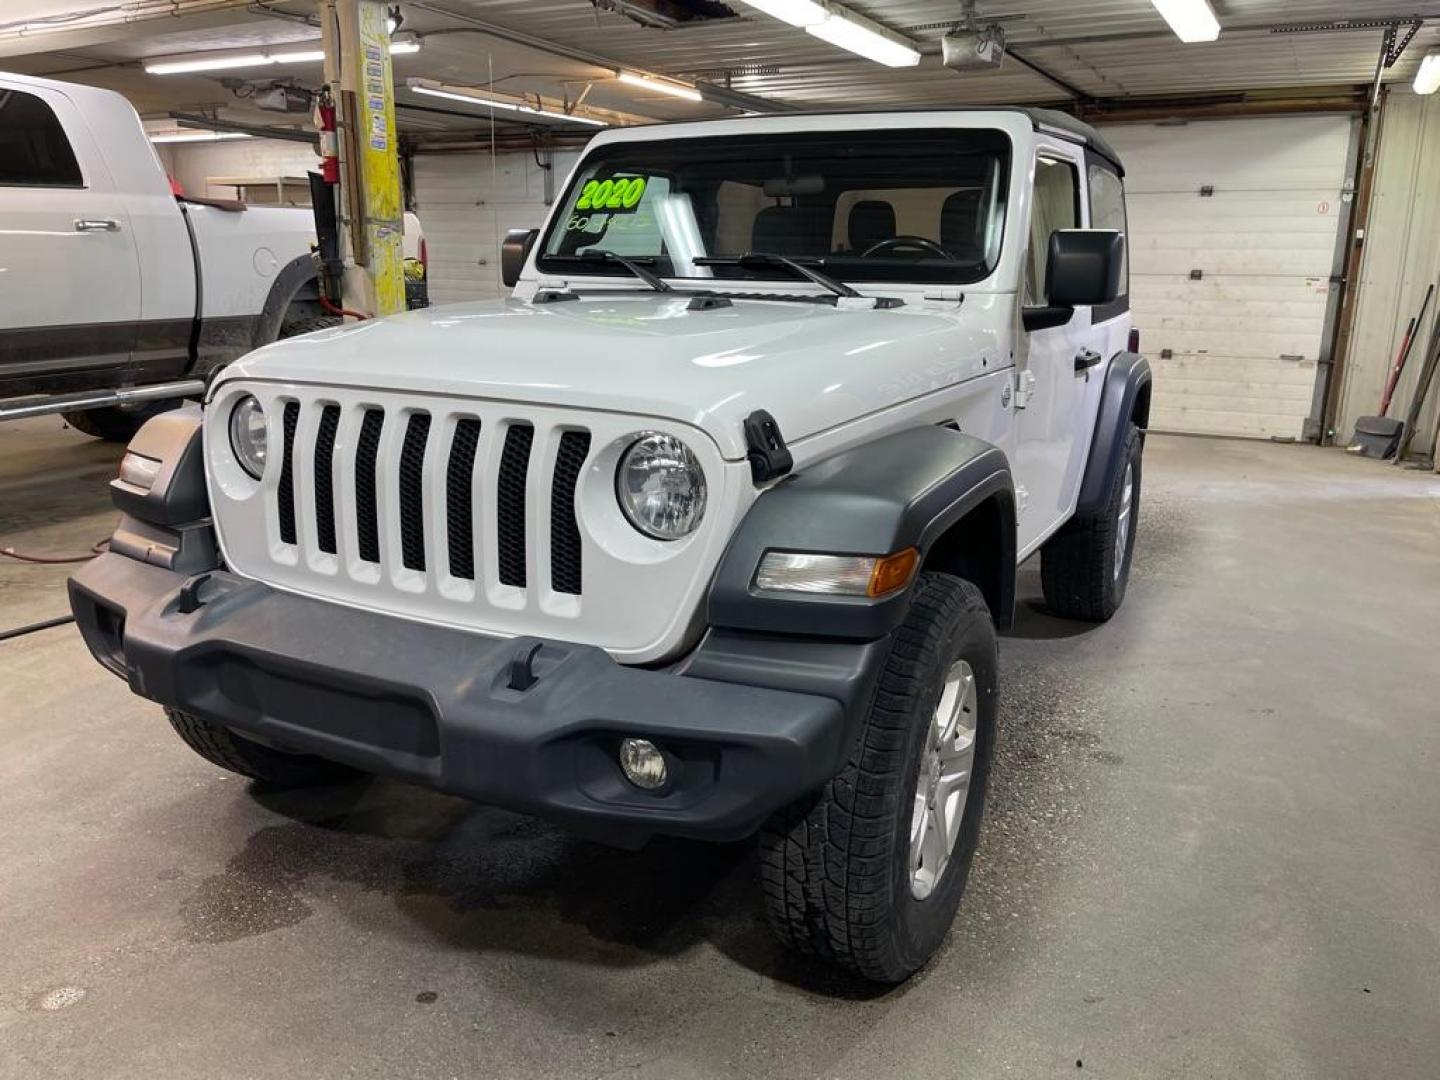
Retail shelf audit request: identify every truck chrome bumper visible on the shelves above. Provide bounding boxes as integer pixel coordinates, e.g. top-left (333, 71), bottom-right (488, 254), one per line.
top-left (69, 553), bottom-right (859, 843)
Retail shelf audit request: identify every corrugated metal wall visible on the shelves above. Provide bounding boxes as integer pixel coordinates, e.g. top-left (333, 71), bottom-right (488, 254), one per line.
top-left (1101, 115), bottom-right (1355, 440)
top-left (412, 149), bottom-right (582, 304)
top-left (1336, 90), bottom-right (1440, 460)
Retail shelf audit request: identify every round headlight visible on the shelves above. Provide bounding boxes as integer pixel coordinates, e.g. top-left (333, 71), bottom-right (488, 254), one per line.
top-left (616, 433), bottom-right (706, 540)
top-left (228, 394), bottom-right (268, 479)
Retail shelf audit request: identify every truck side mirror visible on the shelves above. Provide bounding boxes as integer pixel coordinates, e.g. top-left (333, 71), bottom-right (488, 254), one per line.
top-left (1022, 229), bottom-right (1124, 332)
top-left (501, 228), bottom-right (539, 288)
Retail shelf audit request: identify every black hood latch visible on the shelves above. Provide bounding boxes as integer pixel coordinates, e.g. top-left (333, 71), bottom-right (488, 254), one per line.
top-left (743, 410), bottom-right (793, 484)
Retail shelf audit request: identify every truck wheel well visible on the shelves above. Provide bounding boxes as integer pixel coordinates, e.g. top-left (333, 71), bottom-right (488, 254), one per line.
top-left (921, 495), bottom-right (1015, 630)
top-left (279, 276), bottom-right (327, 329)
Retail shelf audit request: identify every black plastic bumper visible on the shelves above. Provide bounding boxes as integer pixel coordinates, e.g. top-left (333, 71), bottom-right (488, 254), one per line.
top-left (69, 553), bottom-right (874, 843)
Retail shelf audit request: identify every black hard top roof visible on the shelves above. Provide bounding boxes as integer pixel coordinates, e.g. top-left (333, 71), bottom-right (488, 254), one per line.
top-left (621, 106), bottom-right (1125, 176)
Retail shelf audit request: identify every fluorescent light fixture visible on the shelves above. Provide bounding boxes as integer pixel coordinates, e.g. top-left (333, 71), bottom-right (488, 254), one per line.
top-left (617, 72), bottom-right (702, 102)
top-left (734, 0), bottom-right (827, 27)
top-left (806, 9), bottom-right (921, 67)
top-left (1415, 51), bottom-right (1440, 95)
top-left (146, 38), bottom-right (419, 74)
top-left (1148, 0), bottom-right (1220, 43)
top-left (408, 83), bottom-right (608, 126)
top-left (268, 48), bottom-right (325, 63)
top-left (739, 0), bottom-right (920, 68)
top-left (145, 53), bottom-right (269, 75)
top-left (149, 130), bottom-right (253, 143)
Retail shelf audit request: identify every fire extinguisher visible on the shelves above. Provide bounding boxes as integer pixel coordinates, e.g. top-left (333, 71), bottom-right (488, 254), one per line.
top-left (315, 86), bottom-right (339, 185)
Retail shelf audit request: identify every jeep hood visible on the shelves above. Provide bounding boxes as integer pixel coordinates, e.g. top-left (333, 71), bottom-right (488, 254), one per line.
top-left (222, 292), bottom-right (1006, 459)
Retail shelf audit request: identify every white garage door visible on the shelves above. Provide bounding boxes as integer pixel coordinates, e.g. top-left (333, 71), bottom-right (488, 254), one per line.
top-left (1101, 116), bottom-right (1356, 439)
top-left (413, 149), bottom-right (582, 305)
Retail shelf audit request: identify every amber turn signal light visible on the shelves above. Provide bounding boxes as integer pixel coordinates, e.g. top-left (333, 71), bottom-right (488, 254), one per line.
top-left (867, 547), bottom-right (919, 598)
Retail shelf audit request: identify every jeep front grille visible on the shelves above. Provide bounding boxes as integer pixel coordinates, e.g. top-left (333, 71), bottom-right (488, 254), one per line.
top-left (206, 382), bottom-right (739, 665)
top-left (269, 398), bottom-right (592, 598)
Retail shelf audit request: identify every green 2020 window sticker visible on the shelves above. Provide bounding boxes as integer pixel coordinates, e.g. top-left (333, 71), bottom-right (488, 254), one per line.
top-left (575, 176), bottom-right (648, 213)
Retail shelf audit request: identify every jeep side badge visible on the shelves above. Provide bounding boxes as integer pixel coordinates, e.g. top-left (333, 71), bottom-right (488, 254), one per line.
top-left (743, 410), bottom-right (793, 483)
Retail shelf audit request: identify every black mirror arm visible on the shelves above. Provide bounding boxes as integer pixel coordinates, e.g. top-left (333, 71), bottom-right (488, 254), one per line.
top-left (1022, 304), bottom-right (1075, 332)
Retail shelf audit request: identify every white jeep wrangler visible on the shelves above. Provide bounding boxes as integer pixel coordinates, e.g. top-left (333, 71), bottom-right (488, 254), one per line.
top-left (71, 108), bottom-right (1151, 983)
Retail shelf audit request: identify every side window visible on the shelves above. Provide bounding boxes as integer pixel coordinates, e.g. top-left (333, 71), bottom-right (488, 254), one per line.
top-left (1026, 156), bottom-right (1079, 301)
top-left (0, 89), bottom-right (83, 188)
top-left (1088, 161), bottom-right (1129, 317)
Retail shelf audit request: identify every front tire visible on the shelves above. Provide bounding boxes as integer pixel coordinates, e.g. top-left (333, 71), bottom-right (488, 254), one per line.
top-left (166, 709), bottom-right (357, 787)
top-left (1040, 421), bottom-right (1142, 621)
top-left (758, 573), bottom-right (998, 983)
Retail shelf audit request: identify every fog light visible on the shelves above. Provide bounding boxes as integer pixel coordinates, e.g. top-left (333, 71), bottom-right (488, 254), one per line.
top-left (118, 451), bottom-right (162, 490)
top-left (619, 738), bottom-right (668, 790)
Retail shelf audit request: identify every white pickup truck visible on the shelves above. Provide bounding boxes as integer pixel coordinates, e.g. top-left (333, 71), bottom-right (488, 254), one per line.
top-left (1, 72), bottom-right (335, 439)
top-left (72, 107), bottom-right (1151, 983)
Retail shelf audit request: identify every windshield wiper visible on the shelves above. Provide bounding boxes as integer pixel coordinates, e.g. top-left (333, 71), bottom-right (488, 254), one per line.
top-left (693, 253), bottom-right (860, 299)
top-left (546, 251), bottom-right (672, 292)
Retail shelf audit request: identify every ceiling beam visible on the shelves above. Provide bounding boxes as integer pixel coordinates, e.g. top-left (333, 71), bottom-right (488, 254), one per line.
top-left (170, 111), bottom-right (316, 143)
top-left (407, 0), bottom-right (796, 113)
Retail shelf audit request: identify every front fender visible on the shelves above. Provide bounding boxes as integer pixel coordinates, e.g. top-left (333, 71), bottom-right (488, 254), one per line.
top-left (707, 426), bottom-right (1016, 640)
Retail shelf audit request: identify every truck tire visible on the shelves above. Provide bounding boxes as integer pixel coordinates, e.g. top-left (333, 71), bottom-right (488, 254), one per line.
top-left (279, 315), bottom-right (340, 338)
top-left (165, 708), bottom-right (357, 787)
top-left (757, 572), bottom-right (998, 983)
top-left (1040, 422), bottom-right (1142, 621)
top-left (62, 400), bottom-right (178, 443)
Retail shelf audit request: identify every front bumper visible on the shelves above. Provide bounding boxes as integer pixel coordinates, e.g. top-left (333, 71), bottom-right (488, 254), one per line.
top-left (69, 553), bottom-right (864, 843)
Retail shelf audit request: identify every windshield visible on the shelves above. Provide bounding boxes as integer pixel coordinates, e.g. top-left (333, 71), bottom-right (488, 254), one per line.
top-left (537, 128), bottom-right (1010, 287)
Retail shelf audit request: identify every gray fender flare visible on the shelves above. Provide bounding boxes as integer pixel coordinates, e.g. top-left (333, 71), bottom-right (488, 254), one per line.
top-left (707, 426), bottom-right (1017, 640)
top-left (253, 252), bottom-right (322, 348)
top-left (1075, 351), bottom-right (1152, 517)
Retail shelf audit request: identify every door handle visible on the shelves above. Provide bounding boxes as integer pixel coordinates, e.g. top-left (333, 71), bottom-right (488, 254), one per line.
top-left (1074, 349), bottom-right (1103, 373)
top-left (74, 218), bottom-right (120, 232)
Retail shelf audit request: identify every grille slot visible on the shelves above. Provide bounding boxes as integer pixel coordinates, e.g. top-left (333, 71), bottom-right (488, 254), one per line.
top-left (313, 404), bottom-right (340, 555)
top-left (277, 401), bottom-right (299, 545)
top-left (398, 412), bottom-right (430, 571)
top-left (355, 408), bottom-right (385, 563)
top-left (446, 419), bottom-right (481, 580)
top-left (550, 431), bottom-right (591, 595)
top-left (496, 424), bottom-right (534, 588)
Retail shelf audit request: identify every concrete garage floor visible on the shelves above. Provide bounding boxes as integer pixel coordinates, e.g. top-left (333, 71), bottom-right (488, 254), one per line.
top-left (2, 417), bottom-right (1439, 1079)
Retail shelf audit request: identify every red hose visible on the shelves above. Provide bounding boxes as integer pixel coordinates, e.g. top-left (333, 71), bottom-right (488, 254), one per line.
top-left (320, 296), bottom-right (369, 321)
top-left (1, 538), bottom-right (110, 564)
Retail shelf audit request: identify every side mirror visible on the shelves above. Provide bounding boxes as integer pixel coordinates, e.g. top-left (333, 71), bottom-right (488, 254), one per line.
top-left (501, 228), bottom-right (539, 288)
top-left (1047, 229), bottom-right (1123, 305)
top-left (1022, 229), bottom-right (1124, 332)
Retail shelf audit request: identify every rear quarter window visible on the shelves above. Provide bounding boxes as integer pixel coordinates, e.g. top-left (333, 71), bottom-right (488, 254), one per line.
top-left (1088, 161), bottom-right (1129, 319)
top-left (0, 88), bottom-right (83, 188)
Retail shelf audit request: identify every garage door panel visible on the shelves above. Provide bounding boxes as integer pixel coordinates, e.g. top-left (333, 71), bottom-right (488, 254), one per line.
top-left (1108, 116), bottom-right (1352, 193)
top-left (1150, 353), bottom-right (1316, 437)
top-left (1132, 249), bottom-right (1334, 278)
top-left (1099, 115), bottom-right (1352, 438)
top-left (1149, 406), bottom-right (1305, 438)
top-left (1127, 191), bottom-right (1343, 228)
top-left (1140, 328), bottom-right (1323, 360)
top-left (1131, 309), bottom-right (1322, 337)
top-left (1134, 278), bottom-right (1330, 309)
top-left (413, 150), bottom-right (583, 304)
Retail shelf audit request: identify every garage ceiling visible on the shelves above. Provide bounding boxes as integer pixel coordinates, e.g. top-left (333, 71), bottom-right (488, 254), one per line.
top-left (1, 1), bottom-right (1437, 139)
